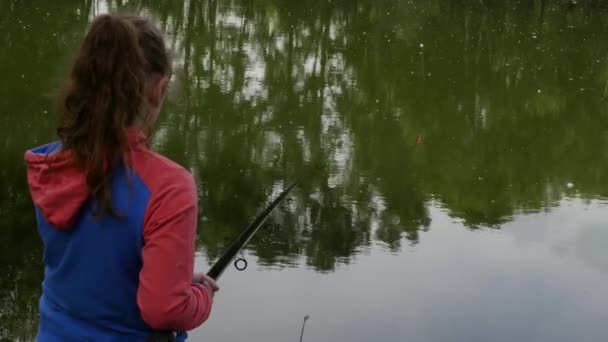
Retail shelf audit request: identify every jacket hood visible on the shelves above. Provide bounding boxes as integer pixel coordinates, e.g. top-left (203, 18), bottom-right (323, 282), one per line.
top-left (24, 129), bottom-right (149, 230)
top-left (24, 142), bottom-right (89, 230)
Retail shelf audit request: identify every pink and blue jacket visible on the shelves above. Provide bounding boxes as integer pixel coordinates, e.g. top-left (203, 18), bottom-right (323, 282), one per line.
top-left (24, 129), bottom-right (213, 341)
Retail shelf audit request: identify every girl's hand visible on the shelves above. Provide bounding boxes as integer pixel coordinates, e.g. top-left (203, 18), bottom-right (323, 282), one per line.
top-left (193, 273), bottom-right (219, 296)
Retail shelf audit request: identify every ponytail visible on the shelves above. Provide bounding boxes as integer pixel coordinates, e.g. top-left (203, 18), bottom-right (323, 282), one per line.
top-left (57, 14), bottom-right (170, 217)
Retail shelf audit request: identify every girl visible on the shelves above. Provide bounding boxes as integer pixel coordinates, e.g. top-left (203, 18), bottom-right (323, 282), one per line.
top-left (24, 14), bottom-right (218, 341)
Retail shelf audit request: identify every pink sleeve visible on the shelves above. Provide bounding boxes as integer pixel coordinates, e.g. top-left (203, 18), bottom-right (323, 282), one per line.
top-left (136, 171), bottom-right (213, 331)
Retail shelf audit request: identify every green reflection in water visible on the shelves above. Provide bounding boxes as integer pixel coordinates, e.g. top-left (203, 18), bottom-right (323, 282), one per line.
top-left (1, 0), bottom-right (607, 339)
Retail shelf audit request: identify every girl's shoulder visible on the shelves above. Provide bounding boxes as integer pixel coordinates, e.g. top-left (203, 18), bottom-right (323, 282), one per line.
top-left (129, 148), bottom-right (196, 194)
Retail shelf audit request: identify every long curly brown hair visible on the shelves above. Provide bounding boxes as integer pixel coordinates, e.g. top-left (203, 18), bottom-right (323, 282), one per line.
top-left (56, 14), bottom-right (171, 217)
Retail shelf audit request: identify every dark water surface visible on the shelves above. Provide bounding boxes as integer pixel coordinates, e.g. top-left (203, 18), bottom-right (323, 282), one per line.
top-left (2, 0), bottom-right (608, 341)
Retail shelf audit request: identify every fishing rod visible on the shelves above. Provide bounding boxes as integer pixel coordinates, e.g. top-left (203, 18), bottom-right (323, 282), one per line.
top-left (149, 183), bottom-right (297, 342)
top-left (206, 182), bottom-right (298, 280)
top-left (299, 315), bottom-right (310, 342)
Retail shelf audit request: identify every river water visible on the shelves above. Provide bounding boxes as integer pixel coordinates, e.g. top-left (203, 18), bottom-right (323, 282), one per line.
top-left (1, 1), bottom-right (608, 341)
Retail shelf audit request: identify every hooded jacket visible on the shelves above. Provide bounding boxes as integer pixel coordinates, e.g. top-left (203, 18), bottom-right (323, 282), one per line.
top-left (24, 129), bottom-right (212, 341)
